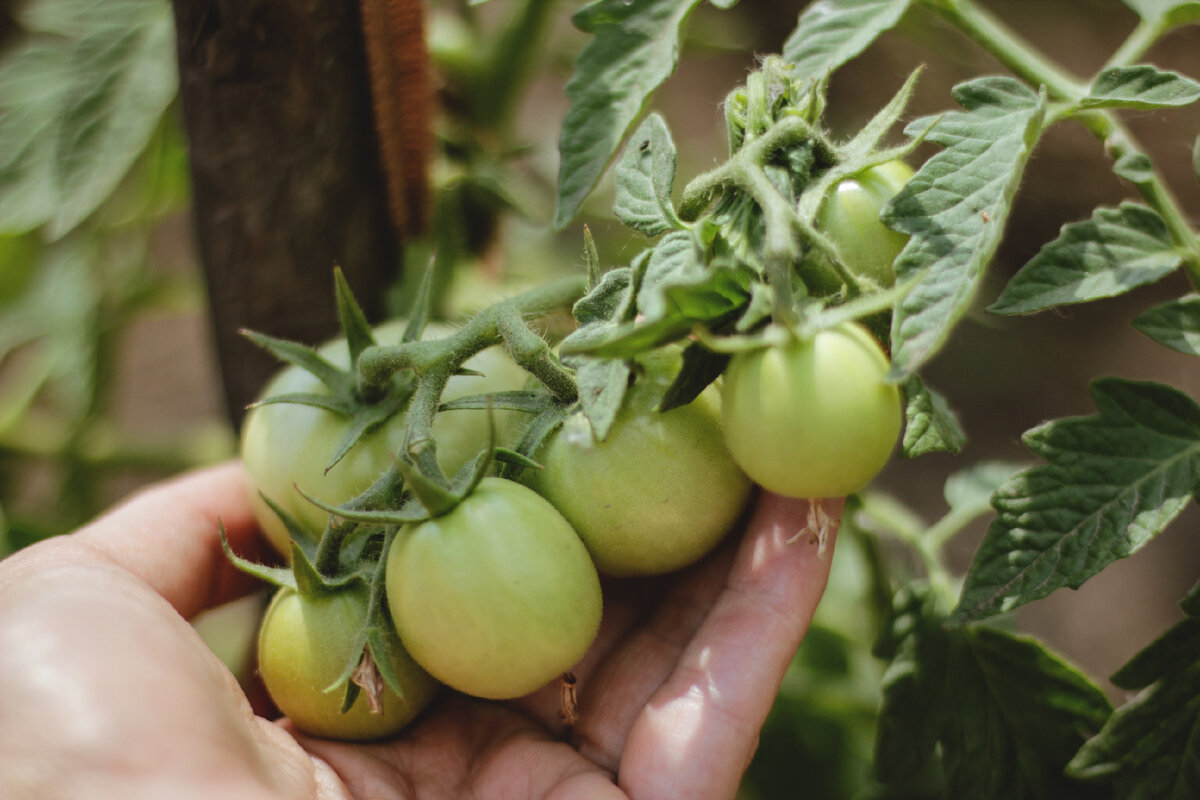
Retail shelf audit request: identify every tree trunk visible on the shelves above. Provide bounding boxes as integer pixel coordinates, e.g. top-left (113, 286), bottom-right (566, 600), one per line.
top-left (172, 0), bottom-right (398, 428)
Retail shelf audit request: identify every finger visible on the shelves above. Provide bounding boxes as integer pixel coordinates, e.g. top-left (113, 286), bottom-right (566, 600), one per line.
top-left (69, 461), bottom-right (275, 618)
top-left (620, 493), bottom-right (841, 800)
top-left (568, 535), bottom-right (737, 767)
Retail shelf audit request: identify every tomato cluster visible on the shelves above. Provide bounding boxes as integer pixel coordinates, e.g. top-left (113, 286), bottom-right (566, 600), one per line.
top-left (240, 155), bottom-right (909, 738)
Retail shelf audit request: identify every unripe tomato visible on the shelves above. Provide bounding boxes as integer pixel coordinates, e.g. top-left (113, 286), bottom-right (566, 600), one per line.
top-left (818, 160), bottom-right (913, 287)
top-left (241, 321), bottom-right (527, 554)
top-left (523, 349), bottom-right (752, 577)
top-left (257, 585), bottom-right (438, 741)
top-left (721, 322), bottom-right (901, 498)
top-left (385, 477), bottom-right (602, 699)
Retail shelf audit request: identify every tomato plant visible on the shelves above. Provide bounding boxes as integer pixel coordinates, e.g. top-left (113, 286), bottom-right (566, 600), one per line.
top-left (241, 320), bottom-right (527, 554)
top-left (257, 585), bottom-right (438, 742)
top-left (385, 477), bottom-right (602, 699)
top-left (817, 160), bottom-right (913, 288)
top-left (721, 323), bottom-right (901, 500)
top-left (523, 348), bottom-right (752, 577)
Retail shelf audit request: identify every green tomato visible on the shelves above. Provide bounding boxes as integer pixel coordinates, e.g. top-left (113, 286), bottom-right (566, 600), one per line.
top-left (257, 585), bottom-right (438, 741)
top-left (721, 322), bottom-right (901, 499)
top-left (385, 477), bottom-right (602, 700)
top-left (818, 159), bottom-right (913, 287)
top-left (523, 349), bottom-right (752, 577)
top-left (241, 321), bottom-right (528, 554)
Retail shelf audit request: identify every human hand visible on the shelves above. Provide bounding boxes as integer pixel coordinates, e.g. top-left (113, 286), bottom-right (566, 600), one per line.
top-left (0, 462), bottom-right (838, 800)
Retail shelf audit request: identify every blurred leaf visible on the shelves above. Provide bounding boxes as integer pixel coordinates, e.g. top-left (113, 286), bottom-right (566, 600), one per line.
top-left (875, 585), bottom-right (1113, 799)
top-left (942, 461), bottom-right (1026, 518)
top-left (989, 204), bottom-right (1183, 315)
top-left (1132, 294), bottom-right (1200, 356)
top-left (1120, 0), bottom-right (1200, 26)
top-left (901, 375), bottom-right (966, 457)
top-left (555, 0), bottom-right (708, 229)
top-left (885, 78), bottom-right (1046, 378)
top-left (1079, 66), bottom-right (1200, 110)
top-left (0, 0), bottom-right (178, 237)
top-left (951, 378), bottom-right (1200, 625)
top-left (613, 112), bottom-right (685, 237)
top-left (781, 0), bottom-right (914, 83)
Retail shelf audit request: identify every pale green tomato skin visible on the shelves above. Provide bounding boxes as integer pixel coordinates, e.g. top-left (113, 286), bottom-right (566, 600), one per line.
top-left (721, 323), bottom-right (901, 499)
top-left (385, 477), bottom-right (602, 700)
top-left (818, 160), bottom-right (913, 287)
top-left (257, 587), bottom-right (438, 741)
top-left (523, 349), bottom-right (752, 577)
top-left (241, 321), bottom-right (527, 554)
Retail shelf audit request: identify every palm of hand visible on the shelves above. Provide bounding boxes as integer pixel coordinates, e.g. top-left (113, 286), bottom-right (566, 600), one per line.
top-left (0, 464), bottom-right (835, 800)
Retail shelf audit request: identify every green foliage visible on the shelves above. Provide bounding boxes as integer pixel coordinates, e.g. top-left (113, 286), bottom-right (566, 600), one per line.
top-left (989, 204), bottom-right (1185, 315)
top-left (884, 78), bottom-right (1046, 377)
top-left (1067, 583), bottom-right (1200, 798)
top-left (781, 0), bottom-right (913, 83)
top-left (1132, 295), bottom-right (1200, 355)
top-left (952, 379), bottom-right (1200, 625)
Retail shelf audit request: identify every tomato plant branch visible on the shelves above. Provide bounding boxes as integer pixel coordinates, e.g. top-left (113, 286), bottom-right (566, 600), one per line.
top-left (928, 0), bottom-right (1200, 286)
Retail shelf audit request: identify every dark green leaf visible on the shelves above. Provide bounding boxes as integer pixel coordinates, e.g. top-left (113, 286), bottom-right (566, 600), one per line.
top-left (989, 204), bottom-right (1183, 315)
top-left (659, 342), bottom-right (728, 412)
top-left (555, 0), bottom-right (706, 228)
top-left (637, 230), bottom-right (707, 318)
top-left (951, 378), bottom-right (1200, 625)
top-left (781, 0), bottom-right (914, 83)
top-left (1110, 618), bottom-right (1200, 691)
top-left (873, 586), bottom-right (1111, 798)
top-left (1080, 65), bottom-right (1200, 110)
top-left (572, 267), bottom-right (633, 328)
top-left (873, 584), bottom-right (948, 783)
top-left (1068, 656), bottom-right (1200, 799)
top-left (1120, 0), bottom-right (1200, 27)
top-left (885, 77), bottom-right (1046, 377)
top-left (1132, 294), bottom-right (1200, 356)
top-left (902, 375), bottom-right (966, 457)
top-left (614, 112), bottom-right (685, 236)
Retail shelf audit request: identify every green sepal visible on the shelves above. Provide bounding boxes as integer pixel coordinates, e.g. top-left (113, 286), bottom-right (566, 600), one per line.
top-left (322, 390), bottom-right (408, 474)
top-left (333, 266), bottom-right (377, 368)
top-left (289, 539), bottom-right (364, 596)
top-left (241, 329), bottom-right (352, 395)
top-left (403, 255), bottom-right (438, 345)
top-left (493, 447), bottom-right (544, 471)
top-left (295, 480), bottom-right (432, 527)
top-left (257, 492), bottom-right (321, 561)
top-left (218, 521), bottom-right (295, 590)
top-left (439, 390), bottom-right (553, 413)
top-left (393, 455), bottom-right (464, 519)
top-left (499, 401), bottom-right (572, 480)
top-left (658, 341), bottom-right (728, 412)
top-left (248, 392), bottom-right (356, 417)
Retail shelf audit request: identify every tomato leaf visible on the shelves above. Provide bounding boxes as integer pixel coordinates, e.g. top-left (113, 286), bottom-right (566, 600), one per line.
top-left (1078, 65), bottom-right (1200, 111)
top-left (901, 375), bottom-right (966, 457)
top-left (942, 461), bottom-right (1027, 519)
top-left (659, 342), bottom-right (728, 412)
top-left (1120, 0), bottom-right (1200, 27)
top-left (1067, 584), bottom-right (1200, 797)
top-left (884, 77), bottom-right (1046, 378)
top-left (874, 585), bottom-right (1112, 799)
top-left (614, 113), bottom-right (686, 237)
top-left (555, 0), bottom-right (710, 229)
top-left (950, 378), bottom-right (1200, 625)
top-left (781, 0), bottom-right (914, 82)
top-left (988, 204), bottom-right (1184, 315)
top-left (1132, 294), bottom-right (1200, 356)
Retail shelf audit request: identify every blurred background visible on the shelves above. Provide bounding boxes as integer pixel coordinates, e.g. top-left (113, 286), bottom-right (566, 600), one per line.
top-left (0, 1), bottom-right (1197, 797)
